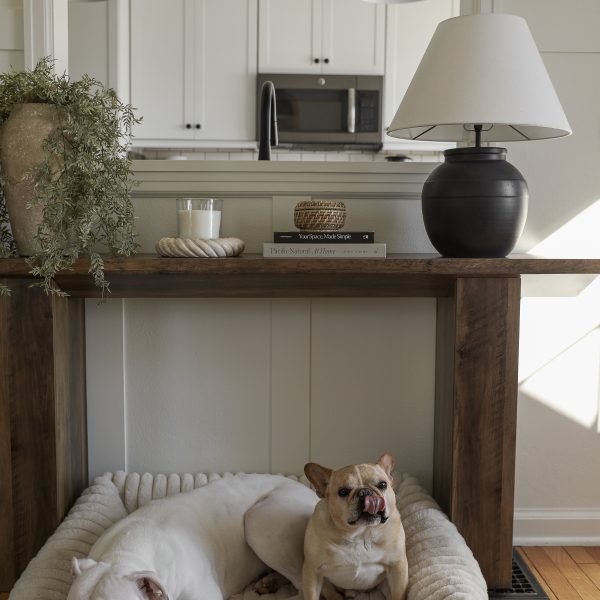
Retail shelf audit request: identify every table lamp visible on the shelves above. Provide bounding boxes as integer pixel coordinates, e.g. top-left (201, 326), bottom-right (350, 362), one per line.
top-left (387, 14), bottom-right (571, 257)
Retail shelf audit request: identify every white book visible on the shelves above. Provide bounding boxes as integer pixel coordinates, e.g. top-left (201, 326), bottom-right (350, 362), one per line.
top-left (263, 242), bottom-right (386, 258)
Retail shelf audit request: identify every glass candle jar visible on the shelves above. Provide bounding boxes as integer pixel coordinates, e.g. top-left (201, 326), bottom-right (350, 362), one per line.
top-left (176, 198), bottom-right (222, 239)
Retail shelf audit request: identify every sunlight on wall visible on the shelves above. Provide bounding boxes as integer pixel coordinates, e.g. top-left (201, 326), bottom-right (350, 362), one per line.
top-left (529, 199), bottom-right (600, 258)
top-left (519, 199), bottom-right (600, 429)
top-left (520, 328), bottom-right (599, 428)
top-left (519, 277), bottom-right (600, 381)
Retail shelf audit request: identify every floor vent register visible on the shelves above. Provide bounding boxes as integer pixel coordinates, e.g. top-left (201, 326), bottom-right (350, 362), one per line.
top-left (488, 551), bottom-right (549, 599)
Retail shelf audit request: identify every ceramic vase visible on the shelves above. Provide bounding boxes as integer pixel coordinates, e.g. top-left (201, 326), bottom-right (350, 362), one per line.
top-left (421, 147), bottom-right (529, 258)
top-left (0, 103), bottom-right (60, 256)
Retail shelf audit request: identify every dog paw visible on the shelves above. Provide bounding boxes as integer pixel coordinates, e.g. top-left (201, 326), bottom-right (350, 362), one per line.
top-left (253, 571), bottom-right (290, 595)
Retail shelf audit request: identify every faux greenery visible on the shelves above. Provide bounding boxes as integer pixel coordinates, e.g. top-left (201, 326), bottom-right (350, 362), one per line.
top-left (0, 57), bottom-right (140, 295)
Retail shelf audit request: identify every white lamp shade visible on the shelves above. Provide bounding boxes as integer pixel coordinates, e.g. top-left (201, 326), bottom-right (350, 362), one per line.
top-left (387, 14), bottom-right (572, 142)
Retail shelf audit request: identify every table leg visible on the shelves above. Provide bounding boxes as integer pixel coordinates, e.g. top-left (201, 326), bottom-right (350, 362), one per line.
top-left (433, 276), bottom-right (521, 588)
top-left (0, 281), bottom-right (87, 588)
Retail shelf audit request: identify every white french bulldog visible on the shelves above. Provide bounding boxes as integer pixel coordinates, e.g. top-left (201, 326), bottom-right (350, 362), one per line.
top-left (68, 473), bottom-right (317, 600)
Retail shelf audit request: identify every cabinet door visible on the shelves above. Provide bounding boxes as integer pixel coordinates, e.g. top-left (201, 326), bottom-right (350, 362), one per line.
top-left (383, 0), bottom-right (457, 150)
top-left (195, 0), bottom-right (258, 141)
top-left (322, 0), bottom-right (385, 75)
top-left (130, 0), bottom-right (194, 141)
top-left (258, 0), bottom-right (322, 74)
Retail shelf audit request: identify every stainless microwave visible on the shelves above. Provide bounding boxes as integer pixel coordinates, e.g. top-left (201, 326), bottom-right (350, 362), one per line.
top-left (257, 74), bottom-right (383, 150)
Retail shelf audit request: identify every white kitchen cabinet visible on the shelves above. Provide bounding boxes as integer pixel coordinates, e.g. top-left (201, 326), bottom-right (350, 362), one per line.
top-left (258, 0), bottom-right (385, 75)
top-left (130, 0), bottom-right (258, 145)
top-left (383, 0), bottom-right (458, 151)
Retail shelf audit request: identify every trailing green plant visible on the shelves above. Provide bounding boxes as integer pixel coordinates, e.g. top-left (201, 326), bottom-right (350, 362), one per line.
top-left (0, 57), bottom-right (140, 295)
top-left (0, 177), bottom-right (16, 295)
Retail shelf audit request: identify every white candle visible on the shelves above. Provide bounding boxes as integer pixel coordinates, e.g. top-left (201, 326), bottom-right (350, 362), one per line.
top-left (177, 209), bottom-right (221, 239)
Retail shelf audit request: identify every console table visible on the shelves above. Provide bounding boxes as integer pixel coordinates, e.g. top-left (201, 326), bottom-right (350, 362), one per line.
top-left (1, 254), bottom-right (599, 590)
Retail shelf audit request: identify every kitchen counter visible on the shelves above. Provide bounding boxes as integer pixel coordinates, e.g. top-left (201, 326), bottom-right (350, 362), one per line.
top-left (131, 159), bottom-right (438, 199)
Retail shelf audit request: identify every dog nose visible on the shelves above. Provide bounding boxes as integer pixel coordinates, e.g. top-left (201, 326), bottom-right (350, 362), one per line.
top-left (358, 488), bottom-right (373, 498)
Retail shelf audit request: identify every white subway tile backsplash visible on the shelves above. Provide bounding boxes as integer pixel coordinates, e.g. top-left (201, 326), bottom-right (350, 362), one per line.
top-left (276, 152), bottom-right (303, 161)
top-left (324, 151), bottom-right (350, 161)
top-left (300, 152), bottom-right (326, 161)
top-left (350, 153), bottom-right (372, 162)
top-left (235, 151), bottom-right (255, 161)
top-left (135, 147), bottom-right (442, 163)
top-left (372, 153), bottom-right (389, 162)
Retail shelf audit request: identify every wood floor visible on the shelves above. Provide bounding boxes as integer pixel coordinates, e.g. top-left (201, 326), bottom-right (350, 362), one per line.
top-left (518, 547), bottom-right (600, 599)
top-left (1, 548), bottom-right (600, 599)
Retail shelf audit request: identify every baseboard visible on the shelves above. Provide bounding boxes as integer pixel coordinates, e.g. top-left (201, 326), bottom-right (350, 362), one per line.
top-left (514, 508), bottom-right (600, 545)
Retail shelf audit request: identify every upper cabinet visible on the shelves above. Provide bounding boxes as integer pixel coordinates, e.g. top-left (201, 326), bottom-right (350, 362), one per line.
top-left (383, 0), bottom-right (458, 150)
top-left (130, 0), bottom-right (258, 145)
top-left (258, 0), bottom-right (385, 75)
top-left (69, 0), bottom-right (456, 150)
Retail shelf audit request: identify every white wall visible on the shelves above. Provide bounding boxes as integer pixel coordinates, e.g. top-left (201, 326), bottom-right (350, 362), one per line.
top-left (490, 0), bottom-right (600, 544)
top-left (0, 0), bottom-right (24, 72)
top-left (87, 296), bottom-right (437, 483)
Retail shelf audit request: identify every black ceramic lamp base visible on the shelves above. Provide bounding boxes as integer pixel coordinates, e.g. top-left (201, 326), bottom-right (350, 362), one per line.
top-left (422, 147), bottom-right (528, 258)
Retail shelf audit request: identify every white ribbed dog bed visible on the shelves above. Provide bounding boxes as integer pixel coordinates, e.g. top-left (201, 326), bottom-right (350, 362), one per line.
top-left (9, 472), bottom-right (487, 600)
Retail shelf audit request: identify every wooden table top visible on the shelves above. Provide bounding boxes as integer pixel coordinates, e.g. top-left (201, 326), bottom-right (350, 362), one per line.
top-left (1, 254), bottom-right (598, 298)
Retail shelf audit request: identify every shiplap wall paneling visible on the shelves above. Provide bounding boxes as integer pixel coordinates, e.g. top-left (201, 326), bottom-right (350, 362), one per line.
top-left (85, 299), bottom-right (127, 477)
top-left (309, 298), bottom-right (437, 487)
top-left (270, 299), bottom-right (311, 474)
top-left (123, 298), bottom-right (273, 475)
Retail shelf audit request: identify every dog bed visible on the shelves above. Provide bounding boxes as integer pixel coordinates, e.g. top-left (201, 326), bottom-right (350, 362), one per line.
top-left (9, 472), bottom-right (488, 600)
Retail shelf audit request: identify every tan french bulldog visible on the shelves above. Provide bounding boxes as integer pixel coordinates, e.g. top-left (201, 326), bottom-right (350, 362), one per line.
top-left (303, 453), bottom-right (409, 600)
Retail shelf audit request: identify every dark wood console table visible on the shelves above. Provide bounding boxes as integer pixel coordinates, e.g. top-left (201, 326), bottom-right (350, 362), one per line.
top-left (1, 254), bottom-right (599, 590)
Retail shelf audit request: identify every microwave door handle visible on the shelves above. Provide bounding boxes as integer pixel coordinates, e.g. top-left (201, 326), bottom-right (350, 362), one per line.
top-left (347, 88), bottom-right (356, 133)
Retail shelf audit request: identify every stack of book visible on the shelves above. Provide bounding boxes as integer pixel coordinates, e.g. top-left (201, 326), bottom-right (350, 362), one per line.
top-left (263, 231), bottom-right (386, 258)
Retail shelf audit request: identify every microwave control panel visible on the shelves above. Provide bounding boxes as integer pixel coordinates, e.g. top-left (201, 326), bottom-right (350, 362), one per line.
top-left (356, 90), bottom-right (379, 133)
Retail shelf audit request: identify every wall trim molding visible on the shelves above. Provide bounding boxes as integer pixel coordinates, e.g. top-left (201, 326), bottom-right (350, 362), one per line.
top-left (514, 508), bottom-right (600, 545)
top-left (23, 0), bottom-right (68, 73)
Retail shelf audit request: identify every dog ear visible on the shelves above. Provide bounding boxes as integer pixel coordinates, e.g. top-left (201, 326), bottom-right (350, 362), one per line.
top-left (304, 462), bottom-right (332, 498)
top-left (128, 571), bottom-right (169, 599)
top-left (377, 453), bottom-right (395, 478)
top-left (71, 557), bottom-right (98, 577)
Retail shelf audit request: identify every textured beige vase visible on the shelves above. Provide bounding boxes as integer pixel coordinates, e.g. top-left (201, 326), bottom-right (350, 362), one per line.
top-left (0, 103), bottom-right (60, 256)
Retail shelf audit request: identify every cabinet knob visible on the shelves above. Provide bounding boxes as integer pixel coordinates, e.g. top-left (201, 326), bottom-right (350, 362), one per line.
top-left (186, 123), bottom-right (192, 129)
top-left (324, 58), bottom-right (330, 64)
top-left (313, 58), bottom-right (320, 64)
top-left (195, 124), bottom-right (202, 130)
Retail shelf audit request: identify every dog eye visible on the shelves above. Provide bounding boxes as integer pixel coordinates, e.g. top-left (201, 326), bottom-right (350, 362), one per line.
top-left (338, 487), bottom-right (351, 497)
top-left (376, 481), bottom-right (387, 490)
